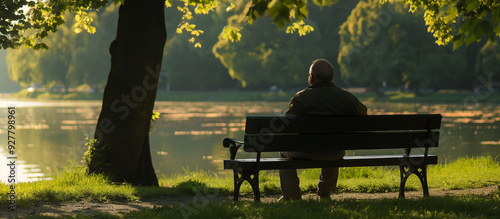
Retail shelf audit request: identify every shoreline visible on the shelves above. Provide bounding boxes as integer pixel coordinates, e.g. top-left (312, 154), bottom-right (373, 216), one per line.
top-left (2, 90), bottom-right (500, 104)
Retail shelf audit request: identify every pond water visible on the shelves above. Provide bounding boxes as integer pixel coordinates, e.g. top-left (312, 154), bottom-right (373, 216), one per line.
top-left (0, 100), bottom-right (499, 182)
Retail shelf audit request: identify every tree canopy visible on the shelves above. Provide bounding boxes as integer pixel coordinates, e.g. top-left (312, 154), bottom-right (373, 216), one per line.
top-left (3, 0), bottom-right (498, 51)
top-left (6, 0), bottom-right (498, 92)
top-left (0, 0), bottom-right (108, 49)
top-left (400, 0), bottom-right (500, 50)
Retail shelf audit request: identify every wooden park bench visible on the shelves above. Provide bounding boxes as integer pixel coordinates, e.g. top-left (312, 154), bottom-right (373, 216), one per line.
top-left (222, 114), bottom-right (442, 201)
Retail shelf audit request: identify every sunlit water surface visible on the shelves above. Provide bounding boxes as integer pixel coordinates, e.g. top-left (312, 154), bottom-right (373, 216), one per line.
top-left (0, 100), bottom-right (499, 182)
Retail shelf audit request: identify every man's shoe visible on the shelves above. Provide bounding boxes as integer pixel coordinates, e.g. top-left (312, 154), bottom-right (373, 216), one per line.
top-left (277, 196), bottom-right (301, 202)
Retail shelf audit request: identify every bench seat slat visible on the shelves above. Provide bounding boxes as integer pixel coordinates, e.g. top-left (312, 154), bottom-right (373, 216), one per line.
top-left (224, 155), bottom-right (438, 170)
top-left (244, 131), bottom-right (440, 152)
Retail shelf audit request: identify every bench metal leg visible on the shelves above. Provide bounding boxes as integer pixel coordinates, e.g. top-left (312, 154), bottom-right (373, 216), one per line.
top-left (233, 170), bottom-right (260, 202)
top-left (399, 164), bottom-right (430, 198)
top-left (233, 170), bottom-right (243, 201)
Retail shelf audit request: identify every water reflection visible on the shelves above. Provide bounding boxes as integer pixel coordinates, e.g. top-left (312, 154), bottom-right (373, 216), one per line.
top-left (0, 100), bottom-right (499, 182)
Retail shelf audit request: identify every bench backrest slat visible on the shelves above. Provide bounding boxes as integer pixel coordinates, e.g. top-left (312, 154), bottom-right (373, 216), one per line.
top-left (243, 114), bottom-right (442, 152)
top-left (245, 114), bottom-right (442, 134)
top-left (244, 131), bottom-right (440, 152)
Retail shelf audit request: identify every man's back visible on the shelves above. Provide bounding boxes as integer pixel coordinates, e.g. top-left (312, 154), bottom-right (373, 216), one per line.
top-left (286, 82), bottom-right (367, 117)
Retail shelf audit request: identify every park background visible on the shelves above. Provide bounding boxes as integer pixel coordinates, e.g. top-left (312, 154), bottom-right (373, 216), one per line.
top-left (1, 0), bottom-right (499, 95)
top-left (0, 0), bottom-right (499, 182)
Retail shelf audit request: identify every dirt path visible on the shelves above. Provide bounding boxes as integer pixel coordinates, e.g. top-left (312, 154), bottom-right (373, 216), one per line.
top-left (2, 185), bottom-right (498, 218)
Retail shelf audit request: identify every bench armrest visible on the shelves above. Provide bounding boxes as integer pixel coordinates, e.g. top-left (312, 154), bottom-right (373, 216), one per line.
top-left (223, 138), bottom-right (244, 160)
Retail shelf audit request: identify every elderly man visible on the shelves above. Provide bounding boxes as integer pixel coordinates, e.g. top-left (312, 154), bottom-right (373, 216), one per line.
top-left (279, 59), bottom-right (367, 201)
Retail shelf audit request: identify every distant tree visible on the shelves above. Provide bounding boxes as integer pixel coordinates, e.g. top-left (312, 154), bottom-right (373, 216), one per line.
top-left (0, 50), bottom-right (22, 92)
top-left (67, 7), bottom-right (118, 91)
top-left (476, 40), bottom-right (500, 88)
top-left (6, 48), bottom-right (36, 88)
top-left (338, 0), bottom-right (468, 94)
top-left (213, 15), bottom-right (322, 89)
top-left (7, 11), bottom-right (114, 91)
top-left (305, 0), bottom-right (360, 87)
top-left (162, 4), bottom-right (236, 91)
top-left (36, 24), bottom-right (74, 92)
top-left (7, 3), bottom-right (235, 92)
top-left (212, 0), bottom-right (360, 89)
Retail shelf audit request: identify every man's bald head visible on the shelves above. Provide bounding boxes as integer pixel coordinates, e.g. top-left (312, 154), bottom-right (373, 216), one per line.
top-left (309, 59), bottom-right (334, 83)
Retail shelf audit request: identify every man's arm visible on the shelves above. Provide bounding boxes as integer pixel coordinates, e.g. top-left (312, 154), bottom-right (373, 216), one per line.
top-left (285, 95), bottom-right (303, 117)
top-left (355, 98), bottom-right (368, 115)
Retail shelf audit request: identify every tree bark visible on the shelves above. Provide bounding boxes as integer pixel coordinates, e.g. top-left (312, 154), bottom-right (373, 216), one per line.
top-left (89, 0), bottom-right (166, 186)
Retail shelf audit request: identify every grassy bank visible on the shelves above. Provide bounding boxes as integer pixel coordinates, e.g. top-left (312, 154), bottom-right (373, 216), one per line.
top-left (7, 89), bottom-right (500, 103)
top-left (128, 193), bottom-right (500, 218)
top-left (1, 156), bottom-right (499, 217)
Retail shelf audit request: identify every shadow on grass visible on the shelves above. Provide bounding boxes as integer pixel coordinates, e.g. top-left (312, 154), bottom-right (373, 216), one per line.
top-left (123, 188), bottom-right (500, 218)
top-left (134, 179), bottom-right (231, 199)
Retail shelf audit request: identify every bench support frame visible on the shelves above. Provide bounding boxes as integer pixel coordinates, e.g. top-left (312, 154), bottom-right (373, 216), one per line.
top-left (223, 115), bottom-right (441, 202)
top-left (399, 161), bottom-right (429, 198)
top-left (230, 160), bottom-right (432, 202)
top-left (233, 169), bottom-right (261, 201)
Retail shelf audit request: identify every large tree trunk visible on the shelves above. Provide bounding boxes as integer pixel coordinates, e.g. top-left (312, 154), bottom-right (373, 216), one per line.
top-left (89, 0), bottom-right (166, 186)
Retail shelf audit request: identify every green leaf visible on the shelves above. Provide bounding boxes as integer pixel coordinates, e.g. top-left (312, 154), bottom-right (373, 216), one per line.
top-left (299, 6), bottom-right (309, 18)
top-left (86, 26), bottom-right (96, 34)
top-left (221, 26), bottom-right (242, 42)
top-left (268, 1), bottom-right (283, 19)
top-left (165, 0), bottom-right (173, 7)
top-left (460, 17), bottom-right (481, 36)
top-left (311, 0), bottom-right (335, 7)
top-left (467, 19), bottom-right (488, 42)
top-left (492, 7), bottom-right (500, 24)
top-left (444, 6), bottom-right (458, 23)
top-left (495, 24), bottom-right (500, 38)
top-left (436, 4), bottom-right (452, 18)
top-left (465, 0), bottom-right (479, 12)
top-left (113, 0), bottom-right (124, 5)
top-left (295, 10), bottom-right (303, 22)
top-left (253, 10), bottom-right (259, 19)
top-left (464, 34), bottom-right (477, 46)
top-left (276, 17), bottom-right (286, 30)
top-left (452, 34), bottom-right (463, 50)
top-left (33, 43), bottom-right (48, 50)
top-left (253, 0), bottom-right (269, 15)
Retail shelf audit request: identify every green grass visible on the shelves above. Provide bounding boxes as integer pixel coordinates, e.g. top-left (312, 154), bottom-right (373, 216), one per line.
top-left (0, 156), bottom-right (499, 218)
top-left (2, 156), bottom-right (498, 206)
top-left (0, 166), bottom-right (139, 207)
top-left (169, 156), bottom-right (500, 195)
top-left (125, 193), bottom-right (500, 218)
